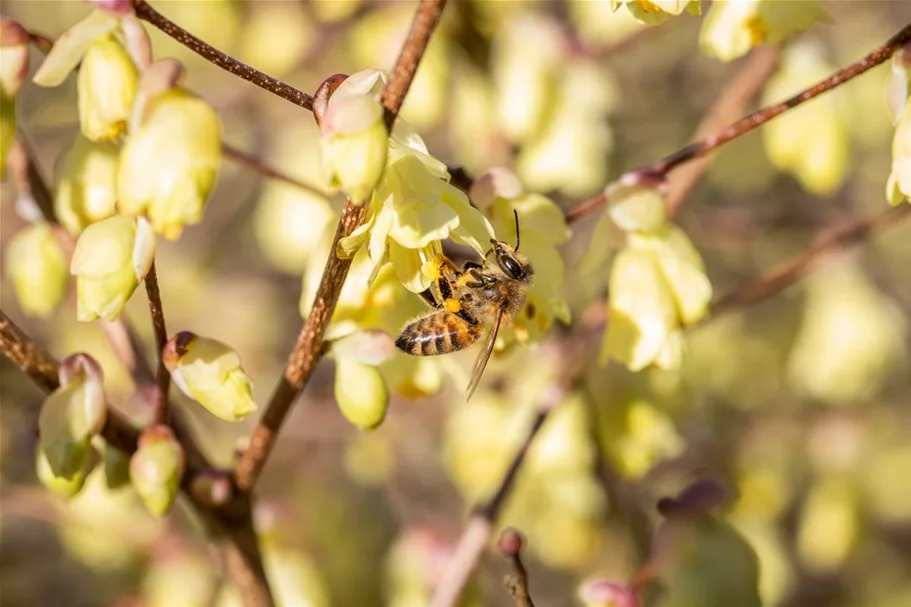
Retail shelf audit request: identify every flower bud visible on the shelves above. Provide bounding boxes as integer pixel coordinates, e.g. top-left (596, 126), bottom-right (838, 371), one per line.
top-left (607, 182), bottom-right (667, 233)
top-left (0, 17), bottom-right (28, 177)
top-left (78, 33), bottom-right (138, 142)
top-left (5, 223), bottom-right (69, 318)
top-left (70, 215), bottom-right (156, 321)
top-left (334, 357), bottom-right (389, 430)
top-left (329, 329), bottom-right (396, 366)
top-left (38, 354), bottom-right (107, 479)
top-left (37, 443), bottom-right (100, 501)
top-left (163, 332), bottom-right (258, 422)
top-left (320, 94), bottom-right (388, 204)
top-left (54, 134), bottom-right (120, 235)
top-left (130, 425), bottom-right (185, 517)
top-left (117, 89), bottom-right (222, 239)
top-left (0, 17), bottom-right (29, 97)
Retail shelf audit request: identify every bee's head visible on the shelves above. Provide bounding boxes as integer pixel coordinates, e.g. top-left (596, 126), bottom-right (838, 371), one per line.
top-left (487, 210), bottom-right (533, 281)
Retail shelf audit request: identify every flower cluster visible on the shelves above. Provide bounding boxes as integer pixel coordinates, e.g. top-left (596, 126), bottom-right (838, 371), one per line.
top-left (599, 182), bottom-right (712, 371)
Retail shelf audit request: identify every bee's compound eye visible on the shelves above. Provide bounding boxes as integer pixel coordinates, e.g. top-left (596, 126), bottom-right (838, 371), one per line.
top-left (500, 255), bottom-right (523, 279)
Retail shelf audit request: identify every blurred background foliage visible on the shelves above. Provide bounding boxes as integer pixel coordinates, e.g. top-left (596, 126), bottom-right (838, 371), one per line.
top-left (2, 1), bottom-right (911, 606)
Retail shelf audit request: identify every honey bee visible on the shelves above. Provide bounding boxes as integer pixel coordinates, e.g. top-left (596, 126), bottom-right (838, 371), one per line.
top-left (395, 211), bottom-right (533, 400)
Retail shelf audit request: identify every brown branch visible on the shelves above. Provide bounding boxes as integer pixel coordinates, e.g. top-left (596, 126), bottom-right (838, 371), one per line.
top-left (144, 262), bottom-right (170, 424)
top-left (712, 204), bottom-right (911, 315)
top-left (133, 0), bottom-right (313, 111)
top-left (429, 374), bottom-right (571, 607)
top-left (380, 0), bottom-right (448, 129)
top-left (497, 529), bottom-right (536, 607)
top-left (233, 0), bottom-right (449, 493)
top-left (565, 22), bottom-right (911, 222)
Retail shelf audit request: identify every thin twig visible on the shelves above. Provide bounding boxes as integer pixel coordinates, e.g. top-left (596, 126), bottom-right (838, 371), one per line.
top-left (0, 308), bottom-right (141, 453)
top-left (712, 204), bottom-right (911, 315)
top-left (565, 22), bottom-right (911, 222)
top-left (233, 0), bottom-right (449, 492)
top-left (144, 262), bottom-right (170, 424)
top-left (133, 0), bottom-right (314, 111)
top-left (429, 377), bottom-right (570, 607)
top-left (221, 143), bottom-right (326, 197)
top-left (497, 529), bottom-right (536, 607)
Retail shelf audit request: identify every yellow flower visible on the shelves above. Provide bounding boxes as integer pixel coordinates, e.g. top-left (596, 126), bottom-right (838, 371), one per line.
top-left (163, 332), bottom-right (258, 422)
top-left (78, 33), bottom-right (138, 142)
top-left (5, 223), bottom-right (69, 318)
top-left (599, 186), bottom-right (711, 372)
top-left (54, 134), bottom-right (120, 235)
top-left (117, 89), bottom-right (222, 240)
top-left (70, 215), bottom-right (156, 322)
top-left (334, 71), bottom-right (494, 293)
top-left (320, 94), bottom-right (388, 204)
top-left (700, 0), bottom-right (829, 62)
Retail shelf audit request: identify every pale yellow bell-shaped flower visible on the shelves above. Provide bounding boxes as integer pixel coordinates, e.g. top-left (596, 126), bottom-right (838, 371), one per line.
top-left (130, 425), bottom-right (185, 517)
top-left (320, 94), bottom-right (388, 204)
top-left (5, 223), bottom-right (69, 318)
top-left (334, 357), bottom-right (389, 430)
top-left (77, 33), bottom-right (138, 142)
top-left (37, 443), bottom-right (99, 501)
top-left (0, 17), bottom-right (28, 177)
top-left (607, 182), bottom-right (668, 234)
top-left (70, 214), bottom-right (156, 322)
top-left (700, 0), bottom-right (829, 62)
top-left (117, 88), bottom-right (222, 240)
top-left (796, 476), bottom-right (859, 574)
top-left (602, 248), bottom-right (678, 371)
top-left (54, 134), bottom-right (120, 235)
top-left (38, 353), bottom-right (106, 479)
top-left (163, 331), bottom-right (258, 422)
top-left (887, 99), bottom-right (911, 204)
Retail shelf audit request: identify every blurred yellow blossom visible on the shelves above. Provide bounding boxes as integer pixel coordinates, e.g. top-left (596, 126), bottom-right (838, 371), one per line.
top-left (762, 41), bottom-right (850, 196)
top-left (5, 222), bottom-right (69, 318)
top-left (787, 258), bottom-right (907, 404)
top-left (796, 475), bottom-right (859, 574)
top-left (0, 16), bottom-right (29, 178)
top-left (130, 425), bottom-right (185, 517)
top-left (700, 0), bottom-right (829, 62)
top-left (887, 98), bottom-right (911, 205)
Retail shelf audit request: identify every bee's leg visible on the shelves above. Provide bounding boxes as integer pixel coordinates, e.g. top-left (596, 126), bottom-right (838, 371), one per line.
top-left (466, 269), bottom-right (497, 288)
top-left (417, 288), bottom-right (442, 309)
top-left (462, 261), bottom-right (484, 271)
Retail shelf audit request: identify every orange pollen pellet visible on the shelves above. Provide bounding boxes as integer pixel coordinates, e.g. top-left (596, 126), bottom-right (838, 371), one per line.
top-left (444, 298), bottom-right (461, 314)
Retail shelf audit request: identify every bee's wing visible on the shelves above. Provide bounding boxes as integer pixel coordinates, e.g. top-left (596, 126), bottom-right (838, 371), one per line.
top-left (465, 303), bottom-right (507, 401)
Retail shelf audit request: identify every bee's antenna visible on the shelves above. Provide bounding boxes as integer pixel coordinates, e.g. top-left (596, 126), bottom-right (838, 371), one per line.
top-left (513, 209), bottom-right (520, 252)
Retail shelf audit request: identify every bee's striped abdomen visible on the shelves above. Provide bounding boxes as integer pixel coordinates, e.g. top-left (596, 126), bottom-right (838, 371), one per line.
top-left (395, 311), bottom-right (480, 356)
